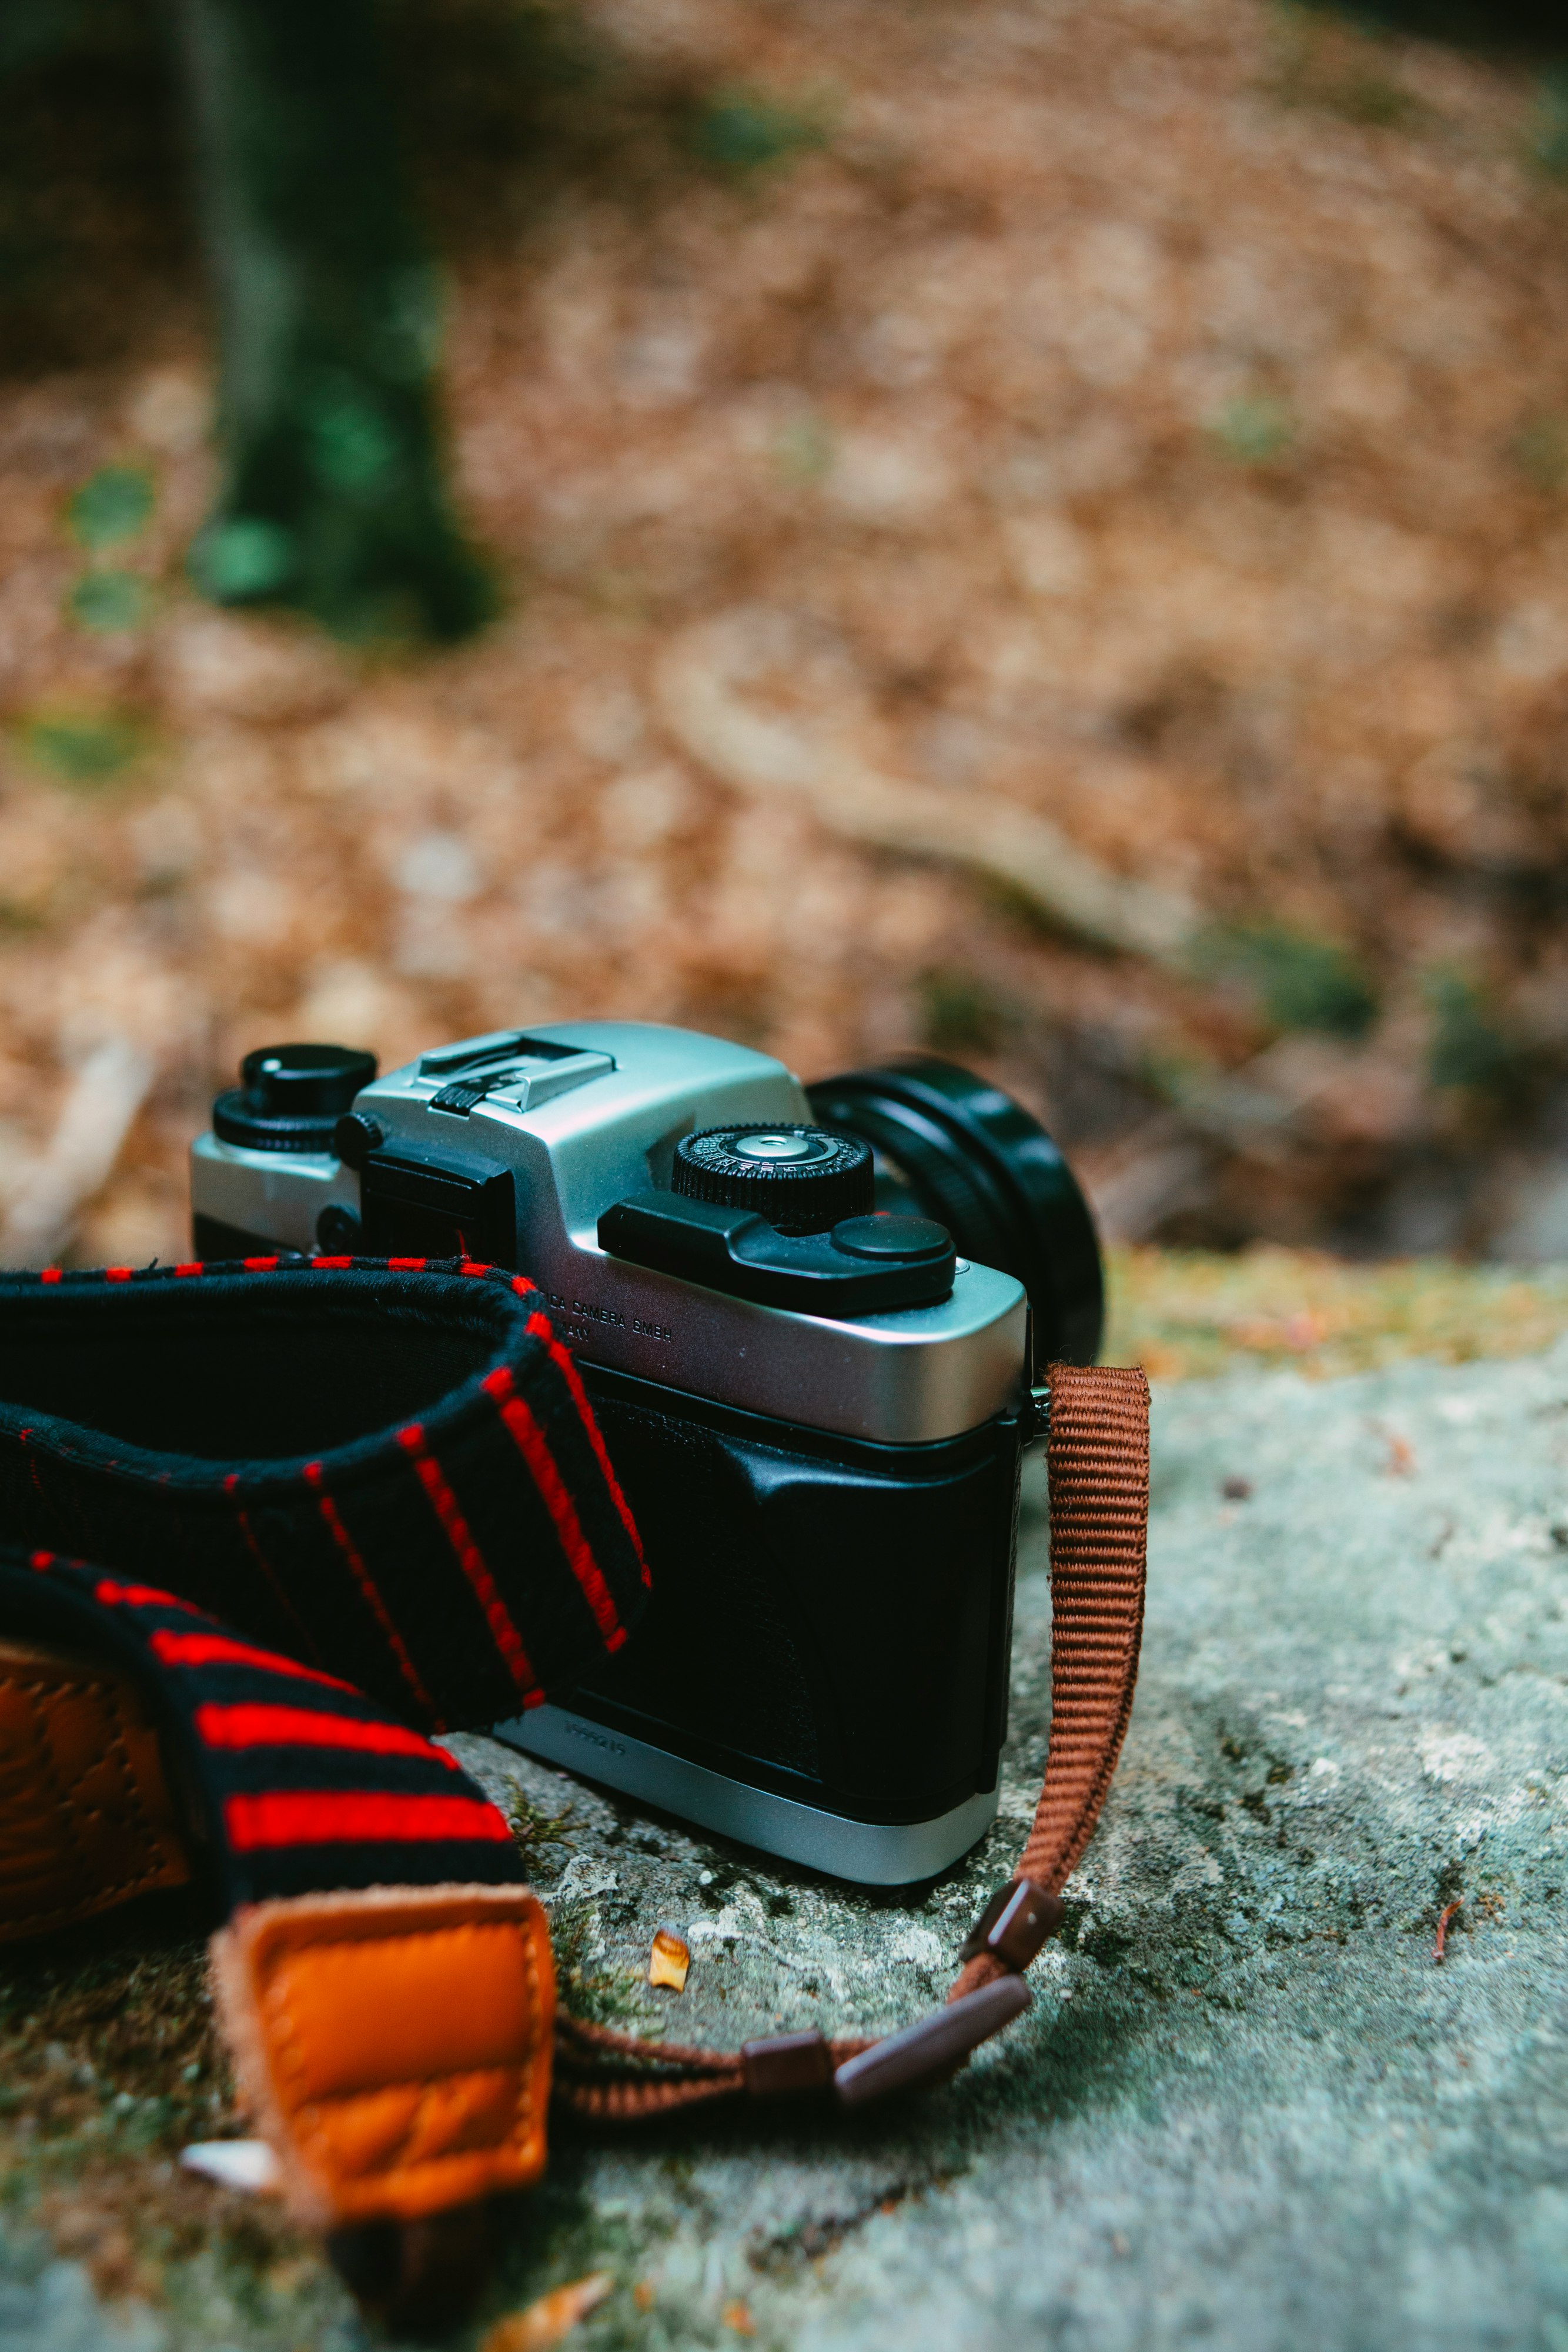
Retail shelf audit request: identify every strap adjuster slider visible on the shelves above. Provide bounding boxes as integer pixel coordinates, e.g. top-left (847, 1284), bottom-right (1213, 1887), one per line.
top-left (958, 1876), bottom-right (1063, 1970)
top-left (741, 2030), bottom-right (835, 2097)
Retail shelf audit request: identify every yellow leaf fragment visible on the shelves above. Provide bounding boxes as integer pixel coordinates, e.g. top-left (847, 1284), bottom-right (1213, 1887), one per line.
top-left (649, 1927), bottom-right (691, 1991)
top-left (480, 2271), bottom-right (613, 2352)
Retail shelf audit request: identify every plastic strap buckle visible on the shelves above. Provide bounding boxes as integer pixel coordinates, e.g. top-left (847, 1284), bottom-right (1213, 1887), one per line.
top-left (741, 2030), bottom-right (835, 2098)
top-left (958, 1876), bottom-right (1064, 1970)
top-left (832, 1976), bottom-right (1031, 2109)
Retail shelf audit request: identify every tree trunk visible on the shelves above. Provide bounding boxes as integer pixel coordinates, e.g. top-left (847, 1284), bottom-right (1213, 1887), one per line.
top-left (177, 0), bottom-right (490, 640)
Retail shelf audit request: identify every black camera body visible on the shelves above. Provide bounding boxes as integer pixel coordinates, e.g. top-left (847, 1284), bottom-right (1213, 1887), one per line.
top-left (191, 1024), bottom-right (1101, 1883)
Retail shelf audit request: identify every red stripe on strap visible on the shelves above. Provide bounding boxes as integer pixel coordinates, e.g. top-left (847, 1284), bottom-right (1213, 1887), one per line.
top-left (396, 1424), bottom-right (540, 1702)
top-left (105, 1267), bottom-right (132, 1282)
top-left (309, 1256), bottom-right (354, 1269)
top-left (481, 1367), bottom-right (628, 1648)
top-left (523, 1311), bottom-right (648, 1588)
top-left (387, 1257), bottom-right (428, 1271)
top-left (151, 1629), bottom-right (358, 1690)
top-left (40, 1268), bottom-right (62, 1284)
top-left (175, 1262), bottom-right (205, 1278)
top-left (242, 1256), bottom-right (281, 1271)
top-left (194, 1701), bottom-right (459, 1765)
top-left (96, 1576), bottom-right (198, 1613)
top-left (223, 1472), bottom-right (323, 1665)
top-left (16, 1429), bottom-right (44, 1501)
top-left (224, 1789), bottom-right (512, 1851)
top-left (304, 1463), bottom-right (440, 1725)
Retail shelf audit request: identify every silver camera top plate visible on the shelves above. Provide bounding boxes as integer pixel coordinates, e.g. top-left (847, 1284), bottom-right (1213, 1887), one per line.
top-left (191, 1021), bottom-right (1027, 1445)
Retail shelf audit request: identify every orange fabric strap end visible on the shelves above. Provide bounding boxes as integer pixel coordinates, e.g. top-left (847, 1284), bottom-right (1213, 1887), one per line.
top-left (209, 1883), bottom-right (556, 2230)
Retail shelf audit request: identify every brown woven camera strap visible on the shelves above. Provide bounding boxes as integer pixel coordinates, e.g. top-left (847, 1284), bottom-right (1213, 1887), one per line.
top-left (553, 1362), bottom-right (1151, 2121)
top-left (947, 1362), bottom-right (1149, 2000)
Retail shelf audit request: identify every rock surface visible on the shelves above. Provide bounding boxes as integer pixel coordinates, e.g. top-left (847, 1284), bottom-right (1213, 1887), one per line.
top-left (6, 1339), bottom-right (1568, 2348)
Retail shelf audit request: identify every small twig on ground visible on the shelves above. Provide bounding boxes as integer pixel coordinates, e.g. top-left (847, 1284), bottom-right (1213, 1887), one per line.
top-left (0, 1037), bottom-right (155, 1268)
top-left (658, 608), bottom-right (1198, 961)
top-left (1433, 1899), bottom-right (1462, 1963)
top-left (1370, 1419), bottom-right (1417, 1478)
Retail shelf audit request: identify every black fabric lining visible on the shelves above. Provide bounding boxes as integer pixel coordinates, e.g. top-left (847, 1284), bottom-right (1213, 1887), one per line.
top-left (0, 1260), bottom-right (648, 1718)
top-left (224, 1841), bottom-right (524, 1903)
top-left (0, 1282), bottom-right (512, 1462)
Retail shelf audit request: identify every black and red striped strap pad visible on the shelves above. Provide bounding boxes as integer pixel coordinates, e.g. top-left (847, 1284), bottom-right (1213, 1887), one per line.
top-left (0, 1255), bottom-right (648, 1912)
top-left (0, 1553), bottom-right (526, 1909)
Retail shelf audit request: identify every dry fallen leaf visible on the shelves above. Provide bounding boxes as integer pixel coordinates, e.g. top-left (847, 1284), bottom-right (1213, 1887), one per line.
top-left (1373, 1422), bottom-right (1417, 1478)
top-left (480, 2273), bottom-right (613, 2352)
top-left (649, 1927), bottom-right (691, 1992)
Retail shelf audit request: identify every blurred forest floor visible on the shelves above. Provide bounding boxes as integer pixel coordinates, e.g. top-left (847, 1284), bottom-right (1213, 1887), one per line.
top-left (2, 0), bottom-right (1568, 1271)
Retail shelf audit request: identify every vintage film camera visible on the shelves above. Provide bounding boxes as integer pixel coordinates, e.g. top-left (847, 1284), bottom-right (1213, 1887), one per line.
top-left (190, 1024), bottom-right (1102, 1885)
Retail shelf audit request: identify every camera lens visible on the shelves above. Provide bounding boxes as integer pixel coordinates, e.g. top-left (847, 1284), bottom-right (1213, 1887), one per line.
top-left (673, 1123), bottom-right (874, 1234)
top-left (212, 1042), bottom-right (378, 1155)
top-left (805, 1058), bottom-right (1103, 1365)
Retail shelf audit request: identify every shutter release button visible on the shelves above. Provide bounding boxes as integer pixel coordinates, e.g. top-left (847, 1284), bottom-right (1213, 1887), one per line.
top-left (830, 1214), bottom-right (954, 1264)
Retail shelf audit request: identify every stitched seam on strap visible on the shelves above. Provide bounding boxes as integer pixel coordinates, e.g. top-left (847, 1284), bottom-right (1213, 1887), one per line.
top-left (317, 1914), bottom-right (540, 2181)
top-left (520, 1306), bottom-right (648, 1587)
top-left (304, 1464), bottom-right (440, 1725)
top-left (480, 1367), bottom-right (626, 1649)
top-left (395, 1424), bottom-right (540, 1701)
top-left (225, 1476), bottom-right (323, 1665)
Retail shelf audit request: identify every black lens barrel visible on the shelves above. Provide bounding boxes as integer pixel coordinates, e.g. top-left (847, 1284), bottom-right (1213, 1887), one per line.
top-left (805, 1057), bottom-right (1103, 1367)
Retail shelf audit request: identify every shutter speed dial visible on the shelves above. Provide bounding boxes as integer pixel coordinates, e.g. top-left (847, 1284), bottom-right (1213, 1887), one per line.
top-left (673, 1124), bottom-right (874, 1235)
